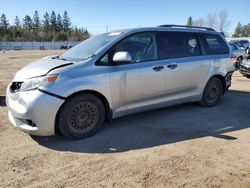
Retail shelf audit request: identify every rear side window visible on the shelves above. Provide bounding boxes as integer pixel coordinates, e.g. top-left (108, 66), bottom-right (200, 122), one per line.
top-left (229, 43), bottom-right (237, 50)
top-left (233, 41), bottom-right (244, 48)
top-left (200, 33), bottom-right (229, 55)
top-left (157, 31), bottom-right (201, 59)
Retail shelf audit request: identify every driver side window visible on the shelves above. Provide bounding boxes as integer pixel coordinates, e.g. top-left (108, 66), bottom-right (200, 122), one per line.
top-left (114, 32), bottom-right (158, 63)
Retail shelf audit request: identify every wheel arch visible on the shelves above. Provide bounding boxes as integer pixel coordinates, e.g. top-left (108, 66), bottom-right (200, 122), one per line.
top-left (54, 90), bottom-right (112, 134)
top-left (238, 55), bottom-right (243, 60)
top-left (208, 74), bottom-right (227, 94)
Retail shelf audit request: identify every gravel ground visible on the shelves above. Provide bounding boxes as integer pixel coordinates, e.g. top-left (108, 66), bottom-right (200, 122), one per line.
top-left (0, 50), bottom-right (250, 188)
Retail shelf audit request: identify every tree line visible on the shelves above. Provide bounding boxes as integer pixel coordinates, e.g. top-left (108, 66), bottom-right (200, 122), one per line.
top-left (0, 11), bottom-right (90, 41)
top-left (186, 10), bottom-right (250, 37)
top-left (232, 23), bottom-right (250, 38)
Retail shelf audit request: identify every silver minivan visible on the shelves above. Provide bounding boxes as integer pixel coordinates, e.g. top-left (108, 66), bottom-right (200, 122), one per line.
top-left (6, 25), bottom-right (235, 139)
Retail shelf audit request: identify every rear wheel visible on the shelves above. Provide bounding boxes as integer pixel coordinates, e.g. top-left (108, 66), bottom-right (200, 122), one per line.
top-left (58, 94), bottom-right (105, 139)
top-left (199, 77), bottom-right (223, 107)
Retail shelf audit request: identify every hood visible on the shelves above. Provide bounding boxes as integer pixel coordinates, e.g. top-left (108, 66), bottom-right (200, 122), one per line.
top-left (13, 57), bottom-right (73, 81)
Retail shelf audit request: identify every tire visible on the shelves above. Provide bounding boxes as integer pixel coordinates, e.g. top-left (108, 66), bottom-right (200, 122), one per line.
top-left (199, 77), bottom-right (223, 107)
top-left (238, 56), bottom-right (243, 63)
top-left (58, 94), bottom-right (105, 139)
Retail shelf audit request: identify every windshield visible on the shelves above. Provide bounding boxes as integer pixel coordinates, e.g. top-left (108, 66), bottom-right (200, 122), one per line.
top-left (59, 32), bottom-right (122, 61)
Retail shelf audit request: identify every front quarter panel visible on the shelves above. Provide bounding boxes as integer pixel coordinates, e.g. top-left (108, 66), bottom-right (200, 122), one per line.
top-left (41, 63), bottom-right (113, 110)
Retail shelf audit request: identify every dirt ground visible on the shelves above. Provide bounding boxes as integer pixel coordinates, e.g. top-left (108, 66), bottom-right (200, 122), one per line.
top-left (0, 50), bottom-right (250, 188)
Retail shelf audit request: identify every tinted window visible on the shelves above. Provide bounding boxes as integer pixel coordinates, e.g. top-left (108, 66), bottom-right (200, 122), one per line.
top-left (233, 41), bottom-right (244, 48)
top-left (158, 32), bottom-right (201, 59)
top-left (114, 32), bottom-right (157, 63)
top-left (240, 40), bottom-right (249, 44)
top-left (200, 33), bottom-right (229, 55)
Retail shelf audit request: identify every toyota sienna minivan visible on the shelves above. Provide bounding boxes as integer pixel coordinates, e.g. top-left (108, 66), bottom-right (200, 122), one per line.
top-left (6, 25), bottom-right (235, 139)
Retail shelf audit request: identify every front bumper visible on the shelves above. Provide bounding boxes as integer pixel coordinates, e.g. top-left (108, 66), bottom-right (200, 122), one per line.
top-left (240, 65), bottom-right (250, 76)
top-left (6, 86), bottom-right (64, 136)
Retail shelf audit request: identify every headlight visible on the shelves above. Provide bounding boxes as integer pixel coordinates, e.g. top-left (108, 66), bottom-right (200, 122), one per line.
top-left (19, 75), bottom-right (58, 91)
top-left (241, 61), bottom-right (250, 67)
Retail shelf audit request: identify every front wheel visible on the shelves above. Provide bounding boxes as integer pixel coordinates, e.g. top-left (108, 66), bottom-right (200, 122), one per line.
top-left (58, 94), bottom-right (105, 139)
top-left (199, 77), bottom-right (223, 107)
top-left (238, 56), bottom-right (243, 64)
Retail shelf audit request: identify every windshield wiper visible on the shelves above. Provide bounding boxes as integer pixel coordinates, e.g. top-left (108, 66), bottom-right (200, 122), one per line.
top-left (58, 57), bottom-right (68, 61)
top-left (53, 53), bottom-right (95, 62)
top-left (83, 53), bottom-right (96, 61)
top-left (52, 55), bottom-right (68, 61)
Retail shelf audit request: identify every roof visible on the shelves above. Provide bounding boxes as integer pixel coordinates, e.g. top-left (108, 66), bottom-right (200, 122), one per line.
top-left (111, 25), bottom-right (218, 35)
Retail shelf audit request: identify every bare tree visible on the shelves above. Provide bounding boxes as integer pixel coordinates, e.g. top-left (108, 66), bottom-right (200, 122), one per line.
top-left (186, 10), bottom-right (231, 34)
top-left (206, 12), bottom-right (217, 29)
top-left (193, 18), bottom-right (206, 27)
top-left (218, 10), bottom-right (231, 32)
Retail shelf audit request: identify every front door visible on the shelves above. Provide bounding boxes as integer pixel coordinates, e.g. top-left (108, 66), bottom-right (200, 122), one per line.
top-left (109, 32), bottom-right (167, 115)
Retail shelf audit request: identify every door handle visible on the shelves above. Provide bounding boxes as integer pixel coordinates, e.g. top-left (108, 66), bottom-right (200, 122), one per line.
top-left (152, 65), bottom-right (164, 71)
top-left (167, 64), bottom-right (178, 69)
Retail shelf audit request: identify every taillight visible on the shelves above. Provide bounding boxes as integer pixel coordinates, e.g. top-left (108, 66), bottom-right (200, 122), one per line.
top-left (231, 56), bottom-right (237, 63)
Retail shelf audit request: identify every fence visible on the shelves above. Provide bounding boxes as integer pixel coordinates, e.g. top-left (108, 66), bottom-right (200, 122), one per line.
top-left (1, 37), bottom-right (250, 51)
top-left (0, 41), bottom-right (80, 50)
top-left (226, 37), bottom-right (250, 41)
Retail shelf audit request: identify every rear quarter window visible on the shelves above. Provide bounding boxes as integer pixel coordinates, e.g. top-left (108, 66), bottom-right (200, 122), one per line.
top-left (229, 43), bottom-right (237, 50)
top-left (200, 33), bottom-right (229, 55)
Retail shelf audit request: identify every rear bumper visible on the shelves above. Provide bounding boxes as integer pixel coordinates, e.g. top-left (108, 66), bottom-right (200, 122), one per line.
top-left (6, 86), bottom-right (64, 136)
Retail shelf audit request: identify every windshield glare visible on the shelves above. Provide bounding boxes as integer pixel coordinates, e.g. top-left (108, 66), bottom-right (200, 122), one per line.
top-left (60, 33), bottom-right (121, 61)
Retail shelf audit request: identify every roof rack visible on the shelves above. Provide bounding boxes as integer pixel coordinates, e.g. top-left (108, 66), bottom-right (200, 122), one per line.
top-left (157, 24), bottom-right (215, 31)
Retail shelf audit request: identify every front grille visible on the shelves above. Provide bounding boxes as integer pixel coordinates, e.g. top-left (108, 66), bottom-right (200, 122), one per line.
top-left (26, 120), bottom-right (37, 127)
top-left (10, 82), bottom-right (23, 93)
top-left (17, 118), bottom-right (37, 127)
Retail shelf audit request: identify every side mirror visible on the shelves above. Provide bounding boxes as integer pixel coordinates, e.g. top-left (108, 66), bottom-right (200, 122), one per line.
top-left (113, 52), bottom-right (131, 63)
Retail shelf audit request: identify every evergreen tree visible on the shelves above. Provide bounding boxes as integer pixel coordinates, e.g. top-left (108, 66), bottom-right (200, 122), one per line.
top-left (50, 11), bottom-right (57, 32)
top-left (0, 14), bottom-right (9, 30)
top-left (63, 11), bottom-right (71, 31)
top-left (242, 23), bottom-right (250, 37)
top-left (33, 11), bottom-right (41, 29)
top-left (0, 11), bottom-right (90, 41)
top-left (14, 16), bottom-right (21, 28)
top-left (232, 22), bottom-right (243, 38)
top-left (23, 15), bottom-right (33, 31)
top-left (186, 16), bottom-right (193, 26)
top-left (0, 14), bottom-right (9, 38)
top-left (22, 15), bottom-right (34, 41)
top-left (12, 16), bottom-right (22, 40)
top-left (83, 29), bottom-right (90, 39)
top-left (56, 14), bottom-right (63, 32)
top-left (42, 12), bottom-right (50, 33)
